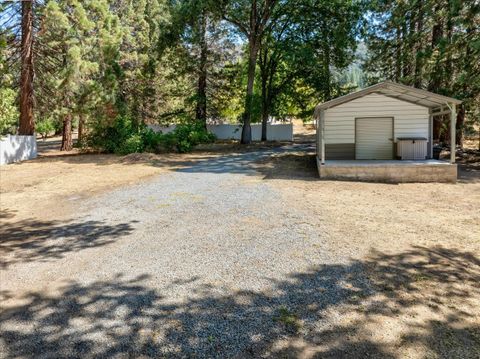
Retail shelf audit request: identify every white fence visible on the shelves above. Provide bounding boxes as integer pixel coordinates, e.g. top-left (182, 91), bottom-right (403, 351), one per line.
top-left (146, 124), bottom-right (177, 134)
top-left (207, 124), bottom-right (293, 141)
top-left (0, 135), bottom-right (37, 165)
top-left (148, 123), bottom-right (293, 142)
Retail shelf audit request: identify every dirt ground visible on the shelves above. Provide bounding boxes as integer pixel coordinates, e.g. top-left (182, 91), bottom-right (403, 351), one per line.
top-left (2, 129), bottom-right (479, 259)
top-left (255, 145), bottom-right (480, 358)
top-left (0, 151), bottom-right (165, 223)
top-left (1, 128), bottom-right (479, 358)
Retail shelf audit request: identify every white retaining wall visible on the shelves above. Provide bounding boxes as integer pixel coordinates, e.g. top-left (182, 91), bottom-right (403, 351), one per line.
top-left (207, 124), bottom-right (293, 141)
top-left (148, 123), bottom-right (292, 141)
top-left (0, 135), bottom-right (37, 165)
top-left (147, 124), bottom-right (177, 134)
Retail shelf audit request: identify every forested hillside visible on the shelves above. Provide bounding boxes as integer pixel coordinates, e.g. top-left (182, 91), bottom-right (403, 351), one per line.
top-left (0, 0), bottom-right (478, 151)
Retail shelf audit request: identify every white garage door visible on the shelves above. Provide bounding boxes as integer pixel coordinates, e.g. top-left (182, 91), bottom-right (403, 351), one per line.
top-left (356, 117), bottom-right (393, 160)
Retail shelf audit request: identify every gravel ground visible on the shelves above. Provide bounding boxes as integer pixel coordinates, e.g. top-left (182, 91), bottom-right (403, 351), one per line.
top-left (1, 144), bottom-right (479, 358)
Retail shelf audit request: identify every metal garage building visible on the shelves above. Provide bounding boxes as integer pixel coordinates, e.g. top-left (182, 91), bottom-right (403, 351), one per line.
top-left (314, 81), bottom-right (462, 182)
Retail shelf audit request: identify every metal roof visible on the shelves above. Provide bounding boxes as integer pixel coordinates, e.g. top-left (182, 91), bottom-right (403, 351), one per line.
top-left (315, 81), bottom-right (462, 112)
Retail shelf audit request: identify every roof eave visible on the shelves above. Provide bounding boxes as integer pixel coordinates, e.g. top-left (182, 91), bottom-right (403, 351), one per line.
top-left (315, 81), bottom-right (462, 112)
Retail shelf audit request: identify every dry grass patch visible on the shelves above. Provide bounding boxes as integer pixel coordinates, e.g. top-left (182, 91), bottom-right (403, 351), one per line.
top-left (0, 154), bottom-right (165, 222)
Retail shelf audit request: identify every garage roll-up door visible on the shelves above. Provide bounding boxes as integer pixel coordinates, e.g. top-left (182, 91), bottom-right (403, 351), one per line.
top-left (355, 117), bottom-right (393, 160)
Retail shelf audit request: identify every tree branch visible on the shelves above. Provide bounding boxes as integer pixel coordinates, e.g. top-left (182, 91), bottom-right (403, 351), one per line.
top-left (223, 15), bottom-right (249, 36)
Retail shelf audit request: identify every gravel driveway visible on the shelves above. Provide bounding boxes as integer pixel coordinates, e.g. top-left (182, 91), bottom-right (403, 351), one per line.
top-left (1, 144), bottom-right (347, 358)
top-left (1, 144), bottom-right (479, 358)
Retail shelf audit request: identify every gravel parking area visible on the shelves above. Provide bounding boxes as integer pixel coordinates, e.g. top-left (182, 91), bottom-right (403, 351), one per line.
top-left (1, 144), bottom-right (479, 358)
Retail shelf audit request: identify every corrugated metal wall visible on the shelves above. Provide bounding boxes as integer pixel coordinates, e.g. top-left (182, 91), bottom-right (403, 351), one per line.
top-left (355, 118), bottom-right (393, 160)
top-left (323, 93), bottom-right (429, 144)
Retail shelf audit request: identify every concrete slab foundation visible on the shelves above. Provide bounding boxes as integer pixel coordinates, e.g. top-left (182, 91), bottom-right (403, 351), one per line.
top-left (317, 158), bottom-right (457, 183)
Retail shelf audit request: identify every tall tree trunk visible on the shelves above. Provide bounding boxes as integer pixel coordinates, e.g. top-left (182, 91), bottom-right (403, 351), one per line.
top-left (195, 11), bottom-right (208, 128)
top-left (19, 0), bottom-right (35, 135)
top-left (428, 6), bottom-right (443, 93)
top-left (401, 21), bottom-right (411, 79)
top-left (430, 7), bottom-right (444, 140)
top-left (259, 45), bottom-right (268, 142)
top-left (444, 7), bottom-right (454, 89)
top-left (395, 26), bottom-right (402, 81)
top-left (78, 114), bottom-right (85, 145)
top-left (61, 114), bottom-right (73, 151)
top-left (260, 56), bottom-right (278, 142)
top-left (414, 3), bottom-right (424, 87)
top-left (241, 36), bottom-right (260, 144)
top-left (323, 41), bottom-right (331, 100)
top-left (261, 79), bottom-right (268, 141)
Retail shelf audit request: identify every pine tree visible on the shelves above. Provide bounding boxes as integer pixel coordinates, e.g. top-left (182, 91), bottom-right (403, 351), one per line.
top-left (365, 0), bottom-right (480, 146)
top-left (19, 0), bottom-right (35, 135)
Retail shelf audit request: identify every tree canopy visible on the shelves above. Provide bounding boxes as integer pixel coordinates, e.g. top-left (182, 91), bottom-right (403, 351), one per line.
top-left (0, 0), bottom-right (478, 150)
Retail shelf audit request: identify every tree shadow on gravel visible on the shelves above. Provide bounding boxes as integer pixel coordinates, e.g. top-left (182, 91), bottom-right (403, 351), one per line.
top-left (1, 246), bottom-right (479, 358)
top-left (0, 218), bottom-right (136, 269)
top-left (146, 144), bottom-right (318, 181)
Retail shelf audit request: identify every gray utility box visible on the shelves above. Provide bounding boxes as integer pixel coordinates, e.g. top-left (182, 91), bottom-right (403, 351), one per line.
top-left (396, 137), bottom-right (428, 160)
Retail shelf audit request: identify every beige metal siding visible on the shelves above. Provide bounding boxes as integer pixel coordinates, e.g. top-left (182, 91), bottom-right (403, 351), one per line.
top-left (356, 118), bottom-right (393, 160)
top-left (324, 93), bottom-right (429, 144)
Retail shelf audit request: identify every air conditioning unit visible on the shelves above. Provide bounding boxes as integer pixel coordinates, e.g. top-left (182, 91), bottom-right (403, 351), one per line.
top-left (396, 137), bottom-right (428, 160)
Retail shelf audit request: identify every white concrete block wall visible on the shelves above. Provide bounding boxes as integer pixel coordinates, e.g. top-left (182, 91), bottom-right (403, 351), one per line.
top-left (208, 124), bottom-right (293, 141)
top-left (147, 124), bottom-right (177, 134)
top-left (149, 124), bottom-right (293, 141)
top-left (0, 135), bottom-right (37, 165)
top-left (207, 124), bottom-right (243, 140)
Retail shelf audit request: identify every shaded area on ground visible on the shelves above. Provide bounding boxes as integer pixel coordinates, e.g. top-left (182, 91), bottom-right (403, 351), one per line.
top-left (458, 164), bottom-right (480, 183)
top-left (31, 131), bottom-right (479, 184)
top-left (0, 218), bottom-right (136, 269)
top-left (146, 144), bottom-right (318, 181)
top-left (1, 246), bottom-right (479, 358)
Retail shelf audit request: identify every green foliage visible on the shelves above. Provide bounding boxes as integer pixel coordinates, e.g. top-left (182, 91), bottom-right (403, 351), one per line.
top-left (5, 0), bottom-right (475, 149)
top-left (36, 118), bottom-right (56, 139)
top-left (148, 123), bottom-right (216, 153)
top-left (364, 0), bottom-right (480, 134)
top-left (254, 0), bottom-right (363, 123)
top-left (274, 306), bottom-right (301, 333)
top-left (0, 88), bottom-right (18, 135)
top-left (118, 134), bottom-right (145, 155)
top-left (173, 122), bottom-right (216, 152)
top-left (87, 116), bottom-right (215, 155)
top-left (86, 116), bottom-right (135, 153)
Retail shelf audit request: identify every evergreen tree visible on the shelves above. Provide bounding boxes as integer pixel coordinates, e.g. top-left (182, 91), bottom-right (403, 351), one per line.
top-left (365, 0), bottom-right (480, 146)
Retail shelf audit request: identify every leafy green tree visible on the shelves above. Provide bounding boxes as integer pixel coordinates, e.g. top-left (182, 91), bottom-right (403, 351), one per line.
top-left (0, 88), bottom-right (18, 135)
top-left (222, 0), bottom-right (279, 144)
top-left (256, 0), bottom-right (362, 139)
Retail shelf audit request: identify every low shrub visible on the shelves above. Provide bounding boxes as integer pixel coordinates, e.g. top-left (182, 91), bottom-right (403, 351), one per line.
top-left (172, 123), bottom-right (216, 153)
top-left (36, 118), bottom-right (56, 139)
top-left (86, 115), bottom-right (137, 153)
top-left (117, 134), bottom-right (145, 155)
top-left (86, 116), bottom-right (216, 155)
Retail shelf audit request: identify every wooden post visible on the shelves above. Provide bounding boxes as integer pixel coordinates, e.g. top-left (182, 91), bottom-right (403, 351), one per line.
top-left (320, 109), bottom-right (325, 165)
top-left (450, 103), bottom-right (456, 164)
